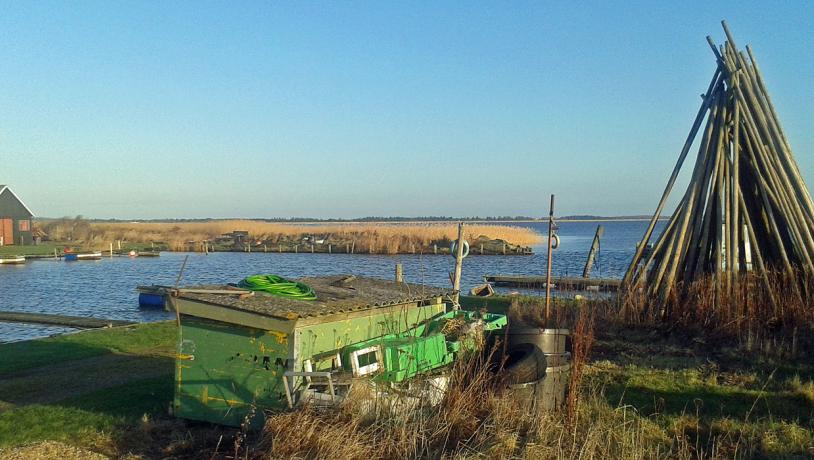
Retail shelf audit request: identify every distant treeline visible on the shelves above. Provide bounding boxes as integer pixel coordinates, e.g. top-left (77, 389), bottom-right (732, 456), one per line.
top-left (36, 215), bottom-right (666, 224)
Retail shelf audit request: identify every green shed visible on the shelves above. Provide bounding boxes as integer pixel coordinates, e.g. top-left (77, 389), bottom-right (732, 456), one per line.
top-left (171, 275), bottom-right (452, 427)
top-left (0, 185), bottom-right (34, 246)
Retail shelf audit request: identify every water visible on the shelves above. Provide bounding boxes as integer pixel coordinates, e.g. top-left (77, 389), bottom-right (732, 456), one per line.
top-left (0, 220), bottom-right (664, 342)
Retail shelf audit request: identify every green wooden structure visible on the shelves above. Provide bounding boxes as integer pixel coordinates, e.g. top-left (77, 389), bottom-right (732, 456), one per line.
top-left (0, 185), bottom-right (34, 246)
top-left (171, 275), bottom-right (454, 427)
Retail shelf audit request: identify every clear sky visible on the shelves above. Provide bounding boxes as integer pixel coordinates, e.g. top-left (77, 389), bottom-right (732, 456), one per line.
top-left (1, 2), bottom-right (813, 219)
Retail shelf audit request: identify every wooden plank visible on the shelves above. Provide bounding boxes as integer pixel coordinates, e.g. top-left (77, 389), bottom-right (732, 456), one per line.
top-left (484, 275), bottom-right (621, 291)
top-left (0, 311), bottom-right (134, 328)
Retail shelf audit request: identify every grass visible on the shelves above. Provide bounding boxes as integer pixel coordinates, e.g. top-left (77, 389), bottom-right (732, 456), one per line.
top-left (36, 219), bottom-right (543, 253)
top-left (0, 304), bottom-right (811, 458)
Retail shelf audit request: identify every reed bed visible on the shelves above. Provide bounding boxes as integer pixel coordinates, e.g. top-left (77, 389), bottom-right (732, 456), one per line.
top-left (620, 269), bottom-right (814, 357)
top-left (38, 218), bottom-right (542, 253)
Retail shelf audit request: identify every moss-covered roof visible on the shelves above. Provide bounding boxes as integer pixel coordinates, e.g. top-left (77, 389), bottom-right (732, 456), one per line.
top-left (177, 275), bottom-right (453, 321)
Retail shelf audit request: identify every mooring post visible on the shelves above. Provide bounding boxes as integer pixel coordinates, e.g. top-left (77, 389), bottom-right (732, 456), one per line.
top-left (328, 244), bottom-right (332, 254)
top-left (109, 242), bottom-right (113, 258)
top-left (395, 263), bottom-right (403, 283)
top-left (452, 222), bottom-right (465, 308)
top-left (545, 194), bottom-right (555, 320)
top-left (582, 225), bottom-right (605, 278)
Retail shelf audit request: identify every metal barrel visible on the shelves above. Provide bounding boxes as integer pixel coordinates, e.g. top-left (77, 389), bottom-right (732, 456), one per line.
top-left (506, 351), bottom-right (571, 412)
top-left (506, 327), bottom-right (570, 354)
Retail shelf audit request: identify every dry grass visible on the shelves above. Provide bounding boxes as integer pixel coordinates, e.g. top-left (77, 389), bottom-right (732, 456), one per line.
top-left (619, 269), bottom-right (814, 356)
top-left (37, 219), bottom-right (542, 253)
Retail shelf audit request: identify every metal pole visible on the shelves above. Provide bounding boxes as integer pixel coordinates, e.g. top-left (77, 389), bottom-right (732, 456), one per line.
top-left (545, 195), bottom-right (555, 320)
top-left (452, 222), bottom-right (465, 309)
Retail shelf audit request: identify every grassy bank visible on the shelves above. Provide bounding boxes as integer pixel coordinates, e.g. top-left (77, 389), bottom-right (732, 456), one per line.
top-left (1, 307), bottom-right (811, 458)
top-left (35, 219), bottom-right (542, 254)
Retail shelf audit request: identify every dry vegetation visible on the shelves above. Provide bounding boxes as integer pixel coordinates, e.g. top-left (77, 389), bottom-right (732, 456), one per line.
top-left (36, 218), bottom-right (542, 253)
top-left (620, 269), bottom-right (814, 357)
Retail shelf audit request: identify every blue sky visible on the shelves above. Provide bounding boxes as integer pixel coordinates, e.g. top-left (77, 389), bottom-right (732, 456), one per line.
top-left (1, 2), bottom-right (813, 219)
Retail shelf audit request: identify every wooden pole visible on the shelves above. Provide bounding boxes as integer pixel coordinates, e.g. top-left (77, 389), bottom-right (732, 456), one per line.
top-left (395, 263), bottom-right (403, 283)
top-left (582, 225), bottom-right (604, 278)
top-left (172, 255), bottom-right (189, 327)
top-left (452, 222), bottom-right (465, 308)
top-left (545, 194), bottom-right (555, 319)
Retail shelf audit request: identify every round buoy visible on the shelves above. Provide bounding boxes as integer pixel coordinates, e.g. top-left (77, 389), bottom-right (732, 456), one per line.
top-left (449, 240), bottom-right (470, 259)
top-left (129, 250), bottom-right (137, 257)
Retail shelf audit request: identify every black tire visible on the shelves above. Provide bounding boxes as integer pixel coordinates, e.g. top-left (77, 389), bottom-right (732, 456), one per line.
top-left (502, 344), bottom-right (545, 385)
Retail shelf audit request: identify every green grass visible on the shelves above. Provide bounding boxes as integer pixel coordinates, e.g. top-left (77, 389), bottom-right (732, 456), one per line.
top-left (0, 321), bottom-right (176, 376)
top-left (0, 243), bottom-right (64, 257)
top-left (588, 326), bottom-right (814, 457)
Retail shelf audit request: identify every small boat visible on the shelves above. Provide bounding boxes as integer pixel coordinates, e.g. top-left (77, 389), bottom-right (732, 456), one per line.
top-left (65, 252), bottom-right (103, 261)
top-left (0, 256), bottom-right (25, 265)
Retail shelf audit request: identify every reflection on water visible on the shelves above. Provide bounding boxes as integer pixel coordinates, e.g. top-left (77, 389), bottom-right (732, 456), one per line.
top-left (0, 220), bottom-right (663, 342)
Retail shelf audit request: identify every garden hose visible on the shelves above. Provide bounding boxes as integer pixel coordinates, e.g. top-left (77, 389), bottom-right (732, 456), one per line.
top-left (238, 274), bottom-right (317, 300)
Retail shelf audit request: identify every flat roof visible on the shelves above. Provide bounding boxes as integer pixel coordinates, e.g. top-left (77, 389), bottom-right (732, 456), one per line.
top-left (176, 275), bottom-right (453, 321)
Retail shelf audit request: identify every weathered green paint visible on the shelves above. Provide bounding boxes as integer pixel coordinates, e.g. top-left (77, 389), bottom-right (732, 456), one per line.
top-left (296, 300), bottom-right (446, 368)
top-left (173, 296), bottom-right (447, 426)
top-left (173, 316), bottom-right (290, 427)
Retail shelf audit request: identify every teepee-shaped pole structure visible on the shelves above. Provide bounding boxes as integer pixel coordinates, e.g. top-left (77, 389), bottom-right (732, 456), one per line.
top-left (624, 21), bottom-right (814, 308)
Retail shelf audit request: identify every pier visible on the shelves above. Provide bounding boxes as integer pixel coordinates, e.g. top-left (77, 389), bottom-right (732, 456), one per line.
top-left (484, 275), bottom-right (621, 292)
top-left (0, 311), bottom-right (134, 329)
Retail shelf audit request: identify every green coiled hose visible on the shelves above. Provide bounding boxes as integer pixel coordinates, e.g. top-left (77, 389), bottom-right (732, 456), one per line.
top-left (238, 274), bottom-right (317, 300)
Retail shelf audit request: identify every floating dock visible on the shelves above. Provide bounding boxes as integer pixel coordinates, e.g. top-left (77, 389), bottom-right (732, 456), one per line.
top-left (0, 311), bottom-right (134, 328)
top-left (484, 275), bottom-right (621, 292)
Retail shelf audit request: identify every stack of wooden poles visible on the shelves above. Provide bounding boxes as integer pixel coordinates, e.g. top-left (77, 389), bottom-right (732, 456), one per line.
top-left (623, 21), bottom-right (814, 308)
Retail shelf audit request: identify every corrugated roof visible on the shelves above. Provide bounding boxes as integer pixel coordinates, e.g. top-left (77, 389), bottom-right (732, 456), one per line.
top-left (177, 275), bottom-right (453, 320)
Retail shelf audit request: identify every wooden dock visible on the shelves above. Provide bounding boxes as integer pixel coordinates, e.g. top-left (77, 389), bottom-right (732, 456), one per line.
top-left (0, 311), bottom-right (135, 329)
top-left (484, 275), bottom-right (621, 292)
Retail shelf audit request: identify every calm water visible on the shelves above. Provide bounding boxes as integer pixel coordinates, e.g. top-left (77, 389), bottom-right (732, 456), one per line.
top-left (0, 220), bottom-right (664, 342)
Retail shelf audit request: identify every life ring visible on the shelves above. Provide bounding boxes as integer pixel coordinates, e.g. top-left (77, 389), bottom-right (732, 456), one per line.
top-left (551, 234), bottom-right (560, 250)
top-left (450, 240), bottom-right (470, 259)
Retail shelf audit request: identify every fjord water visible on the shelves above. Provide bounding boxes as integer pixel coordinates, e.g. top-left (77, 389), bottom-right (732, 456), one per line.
top-left (0, 220), bottom-right (664, 342)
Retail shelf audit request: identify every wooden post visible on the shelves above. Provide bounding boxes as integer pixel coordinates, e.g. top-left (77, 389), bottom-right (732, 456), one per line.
top-left (346, 243), bottom-right (349, 253)
top-left (295, 245), bottom-right (298, 253)
top-left (311, 244), bottom-right (314, 253)
top-left (351, 241), bottom-right (355, 254)
top-left (452, 222), bottom-right (465, 308)
top-left (109, 242), bottom-right (113, 258)
top-left (172, 255), bottom-right (189, 327)
top-left (545, 194), bottom-right (555, 320)
top-left (264, 244), bottom-right (267, 253)
top-left (433, 244), bottom-right (437, 254)
top-left (328, 244), bottom-right (332, 254)
top-left (117, 240), bottom-right (121, 250)
top-left (582, 225), bottom-right (604, 278)
top-left (395, 263), bottom-right (403, 283)
top-left (54, 248), bottom-right (58, 259)
top-left (279, 244), bottom-right (283, 253)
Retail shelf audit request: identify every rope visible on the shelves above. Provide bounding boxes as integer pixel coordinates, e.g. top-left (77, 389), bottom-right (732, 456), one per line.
top-left (238, 274), bottom-right (317, 300)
